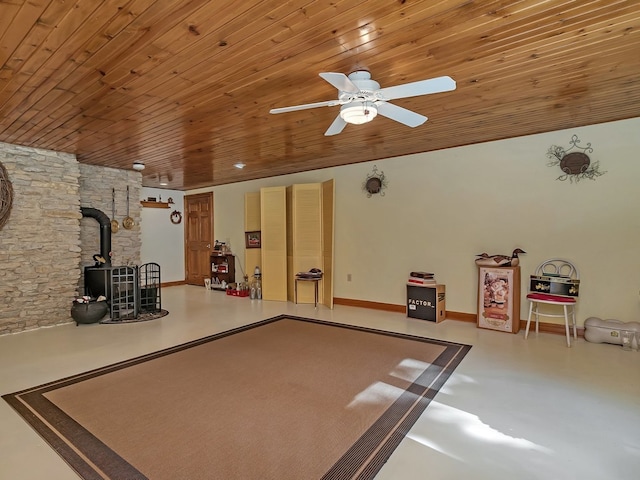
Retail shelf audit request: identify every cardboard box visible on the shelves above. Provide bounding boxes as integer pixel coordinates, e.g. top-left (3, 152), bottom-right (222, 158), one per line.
top-left (407, 284), bottom-right (446, 323)
top-left (478, 266), bottom-right (521, 333)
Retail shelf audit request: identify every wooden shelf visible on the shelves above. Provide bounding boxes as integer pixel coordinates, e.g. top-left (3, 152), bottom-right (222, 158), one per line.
top-left (141, 201), bottom-right (170, 209)
top-left (211, 254), bottom-right (235, 288)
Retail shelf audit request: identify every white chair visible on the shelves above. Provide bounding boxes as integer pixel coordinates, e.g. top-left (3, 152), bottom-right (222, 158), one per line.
top-left (525, 259), bottom-right (579, 347)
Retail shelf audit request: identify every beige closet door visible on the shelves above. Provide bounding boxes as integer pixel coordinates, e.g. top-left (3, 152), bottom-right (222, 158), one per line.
top-left (322, 179), bottom-right (335, 308)
top-left (290, 183), bottom-right (323, 304)
top-left (260, 186), bottom-right (287, 301)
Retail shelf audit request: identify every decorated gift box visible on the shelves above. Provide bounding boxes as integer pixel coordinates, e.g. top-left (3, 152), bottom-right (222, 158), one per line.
top-left (529, 274), bottom-right (580, 297)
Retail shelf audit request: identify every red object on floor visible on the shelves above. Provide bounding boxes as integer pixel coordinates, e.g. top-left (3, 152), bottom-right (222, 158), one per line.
top-left (226, 289), bottom-right (249, 297)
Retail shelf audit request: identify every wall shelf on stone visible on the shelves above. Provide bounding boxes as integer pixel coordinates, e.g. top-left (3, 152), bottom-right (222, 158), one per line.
top-left (140, 201), bottom-right (169, 209)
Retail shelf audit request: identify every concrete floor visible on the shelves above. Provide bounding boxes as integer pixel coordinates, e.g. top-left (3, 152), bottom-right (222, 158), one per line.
top-left (1, 285), bottom-right (638, 479)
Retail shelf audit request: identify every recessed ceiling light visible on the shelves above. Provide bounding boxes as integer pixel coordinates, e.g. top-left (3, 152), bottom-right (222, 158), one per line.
top-left (234, 162), bottom-right (246, 169)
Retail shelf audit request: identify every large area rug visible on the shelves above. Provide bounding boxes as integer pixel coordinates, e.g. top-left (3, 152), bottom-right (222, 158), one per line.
top-left (3, 315), bottom-right (471, 480)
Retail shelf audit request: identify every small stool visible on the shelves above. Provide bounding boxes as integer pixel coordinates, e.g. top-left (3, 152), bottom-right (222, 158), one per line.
top-left (294, 276), bottom-right (322, 308)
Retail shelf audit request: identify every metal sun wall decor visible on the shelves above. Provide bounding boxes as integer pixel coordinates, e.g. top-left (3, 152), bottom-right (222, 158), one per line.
top-left (546, 134), bottom-right (605, 182)
top-left (362, 165), bottom-right (388, 197)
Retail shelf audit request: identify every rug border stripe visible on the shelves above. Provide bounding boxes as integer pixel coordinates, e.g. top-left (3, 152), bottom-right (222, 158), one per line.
top-left (2, 315), bottom-right (471, 480)
top-left (321, 343), bottom-right (471, 480)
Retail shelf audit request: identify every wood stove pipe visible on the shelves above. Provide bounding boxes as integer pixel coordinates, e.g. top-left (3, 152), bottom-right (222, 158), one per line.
top-left (81, 207), bottom-right (112, 267)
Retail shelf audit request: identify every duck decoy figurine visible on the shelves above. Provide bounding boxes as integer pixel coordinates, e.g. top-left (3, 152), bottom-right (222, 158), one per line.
top-left (475, 248), bottom-right (525, 267)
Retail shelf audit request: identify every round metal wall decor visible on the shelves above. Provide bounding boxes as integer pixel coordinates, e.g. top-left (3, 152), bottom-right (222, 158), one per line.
top-left (0, 161), bottom-right (14, 230)
top-left (362, 165), bottom-right (388, 197)
top-left (560, 151), bottom-right (590, 175)
top-left (365, 176), bottom-right (382, 195)
top-left (546, 134), bottom-right (605, 182)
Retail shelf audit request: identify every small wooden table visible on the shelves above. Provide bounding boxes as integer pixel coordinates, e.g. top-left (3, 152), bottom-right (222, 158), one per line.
top-left (294, 276), bottom-right (322, 308)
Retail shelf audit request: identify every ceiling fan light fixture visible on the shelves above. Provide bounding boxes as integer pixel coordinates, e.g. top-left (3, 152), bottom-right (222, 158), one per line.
top-left (340, 102), bottom-right (378, 125)
top-left (272, 71), bottom-right (455, 135)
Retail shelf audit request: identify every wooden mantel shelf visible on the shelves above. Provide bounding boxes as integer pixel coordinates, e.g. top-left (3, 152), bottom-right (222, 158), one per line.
top-left (140, 201), bottom-right (170, 209)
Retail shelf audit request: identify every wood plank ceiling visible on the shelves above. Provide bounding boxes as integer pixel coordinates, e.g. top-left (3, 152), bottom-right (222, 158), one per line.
top-left (1, 0), bottom-right (639, 190)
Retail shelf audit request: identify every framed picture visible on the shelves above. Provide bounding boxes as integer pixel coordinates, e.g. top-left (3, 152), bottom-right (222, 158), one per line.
top-left (477, 266), bottom-right (521, 333)
top-left (245, 231), bottom-right (261, 249)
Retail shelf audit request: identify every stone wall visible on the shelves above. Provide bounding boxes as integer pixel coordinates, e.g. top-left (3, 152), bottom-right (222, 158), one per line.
top-left (0, 143), bottom-right (142, 335)
top-left (78, 164), bottom-right (142, 293)
top-left (0, 143), bottom-right (81, 334)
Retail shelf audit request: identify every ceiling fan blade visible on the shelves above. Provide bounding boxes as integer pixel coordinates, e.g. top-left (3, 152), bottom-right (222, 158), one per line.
top-left (319, 72), bottom-right (359, 93)
top-left (376, 102), bottom-right (427, 127)
top-left (378, 76), bottom-right (456, 101)
top-left (324, 114), bottom-right (347, 136)
top-left (270, 99), bottom-right (339, 114)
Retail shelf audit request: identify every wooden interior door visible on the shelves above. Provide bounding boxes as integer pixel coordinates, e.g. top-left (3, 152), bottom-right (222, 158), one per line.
top-left (185, 193), bottom-right (213, 286)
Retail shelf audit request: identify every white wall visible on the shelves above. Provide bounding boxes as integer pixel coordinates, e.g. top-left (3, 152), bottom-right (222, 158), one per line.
top-left (140, 188), bottom-right (185, 283)
top-left (177, 117), bottom-right (640, 325)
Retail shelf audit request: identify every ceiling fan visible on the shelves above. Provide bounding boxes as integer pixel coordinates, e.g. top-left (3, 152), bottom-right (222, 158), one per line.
top-left (269, 71), bottom-right (456, 136)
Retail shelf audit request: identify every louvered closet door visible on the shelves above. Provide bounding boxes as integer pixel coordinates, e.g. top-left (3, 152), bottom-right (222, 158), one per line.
top-left (260, 186), bottom-right (287, 301)
top-left (291, 183), bottom-right (323, 304)
top-left (321, 179), bottom-right (335, 308)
